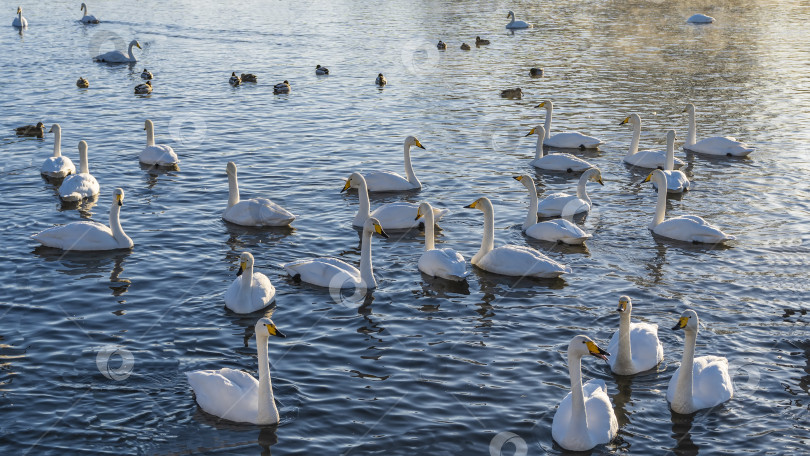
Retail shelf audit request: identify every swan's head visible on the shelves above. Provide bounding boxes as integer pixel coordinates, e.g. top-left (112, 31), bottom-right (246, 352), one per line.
top-left (17, 7), bottom-right (21, 14)
top-left (524, 125), bottom-right (546, 137)
top-left (415, 202), bottom-right (432, 220)
top-left (131, 40), bottom-right (142, 49)
top-left (48, 123), bottom-right (60, 134)
top-left (643, 169), bottom-right (666, 184)
top-left (513, 174), bottom-right (535, 191)
top-left (617, 295), bottom-right (632, 313)
top-left (364, 217), bottom-right (389, 239)
top-left (464, 197), bottom-right (492, 212)
top-left (507, 10), bottom-right (515, 18)
top-left (683, 103), bottom-right (695, 114)
top-left (569, 335), bottom-right (610, 361)
top-left (584, 168), bottom-right (604, 185)
top-left (255, 317), bottom-right (286, 339)
top-left (405, 136), bottom-right (425, 149)
top-left (144, 119), bottom-right (154, 131)
top-left (534, 100), bottom-right (552, 110)
top-left (620, 113), bottom-right (641, 126)
top-left (673, 309), bottom-right (699, 332)
top-left (78, 140), bottom-right (88, 154)
top-left (81, 3), bottom-right (86, 10)
top-left (226, 161), bottom-right (237, 176)
top-left (113, 188), bottom-right (125, 207)
top-left (236, 251), bottom-right (254, 276)
top-left (666, 129), bottom-right (676, 144)
top-left (341, 172), bottom-right (365, 192)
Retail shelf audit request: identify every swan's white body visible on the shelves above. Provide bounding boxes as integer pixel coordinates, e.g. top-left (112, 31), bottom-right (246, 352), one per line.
top-left (34, 188), bottom-right (133, 250)
top-left (187, 318), bottom-right (286, 425)
top-left (683, 104), bottom-right (754, 157)
top-left (621, 114), bottom-right (685, 169)
top-left (284, 218), bottom-right (388, 289)
top-left (536, 168), bottom-right (603, 217)
top-left (653, 130), bottom-right (690, 193)
top-left (527, 125), bottom-right (594, 173)
top-left (536, 101), bottom-right (603, 149)
top-left (140, 119), bottom-right (179, 167)
top-left (344, 172), bottom-right (446, 230)
top-left (687, 13), bottom-right (715, 23)
top-left (12, 7), bottom-right (27, 27)
top-left (224, 252), bottom-right (275, 314)
top-left (505, 10), bottom-right (531, 29)
top-left (606, 296), bottom-right (664, 375)
top-left (466, 197), bottom-right (570, 278)
top-left (58, 140), bottom-right (99, 201)
top-left (667, 309), bottom-right (733, 414)
top-left (41, 124), bottom-right (76, 178)
top-left (645, 170), bottom-right (734, 243)
top-left (416, 202), bottom-right (468, 281)
top-left (552, 335), bottom-right (618, 452)
top-left (94, 39), bottom-right (140, 63)
top-left (354, 136), bottom-right (424, 192)
top-left (80, 3), bottom-right (99, 23)
top-left (223, 162), bottom-right (295, 227)
top-left (516, 175), bottom-right (591, 245)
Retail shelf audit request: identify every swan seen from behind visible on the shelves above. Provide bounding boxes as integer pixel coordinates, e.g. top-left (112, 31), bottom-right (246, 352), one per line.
top-left (415, 202), bottom-right (468, 281)
top-left (40, 124), bottom-right (76, 178)
top-left (683, 103), bottom-right (754, 157)
top-left (223, 162), bottom-right (295, 227)
top-left (652, 130), bottom-right (690, 193)
top-left (536, 168), bottom-right (603, 217)
top-left (140, 119), bottom-right (179, 167)
top-left (58, 140), bottom-right (99, 201)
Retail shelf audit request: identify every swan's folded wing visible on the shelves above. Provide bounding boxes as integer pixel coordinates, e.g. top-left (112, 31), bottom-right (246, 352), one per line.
top-left (33, 221), bottom-right (115, 250)
top-left (419, 248), bottom-right (468, 280)
top-left (480, 245), bottom-right (570, 277)
top-left (284, 257), bottom-right (360, 288)
top-left (361, 171), bottom-right (414, 191)
top-left (536, 193), bottom-right (573, 215)
top-left (692, 355), bottom-right (733, 409)
top-left (583, 380), bottom-right (618, 445)
top-left (187, 368), bottom-right (259, 423)
top-left (370, 202), bottom-right (421, 230)
top-left (689, 136), bottom-right (754, 156)
top-left (547, 132), bottom-right (603, 149)
top-left (531, 154), bottom-right (593, 172)
top-left (59, 174), bottom-right (99, 200)
top-left (628, 322), bottom-right (664, 370)
top-left (251, 272), bottom-right (276, 305)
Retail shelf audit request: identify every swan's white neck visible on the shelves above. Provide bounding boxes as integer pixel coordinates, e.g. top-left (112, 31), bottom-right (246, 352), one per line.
top-left (651, 174), bottom-right (668, 228)
top-left (52, 127), bottom-right (62, 158)
top-left (17, 10), bottom-right (22, 20)
top-left (542, 105), bottom-right (553, 140)
top-left (672, 330), bottom-right (697, 413)
top-left (567, 352), bottom-right (589, 438)
top-left (256, 334), bottom-right (279, 424)
top-left (576, 172), bottom-right (592, 205)
top-left (81, 4), bottom-right (88, 15)
top-left (627, 119), bottom-right (641, 157)
top-left (353, 177), bottom-right (371, 226)
top-left (359, 227), bottom-right (376, 288)
top-left (109, 201), bottom-right (131, 247)
top-left (533, 132), bottom-right (546, 161)
top-left (472, 203), bottom-right (495, 265)
top-left (686, 109), bottom-right (697, 147)
top-left (423, 208), bottom-right (435, 251)
top-left (522, 180), bottom-right (538, 231)
top-left (145, 122), bottom-right (155, 147)
top-left (79, 145), bottom-right (89, 174)
top-left (665, 135), bottom-right (675, 171)
top-left (403, 142), bottom-right (420, 188)
top-left (616, 312), bottom-right (634, 372)
top-left (239, 264), bottom-right (254, 301)
top-left (227, 172), bottom-right (240, 208)
top-left (127, 41), bottom-right (137, 60)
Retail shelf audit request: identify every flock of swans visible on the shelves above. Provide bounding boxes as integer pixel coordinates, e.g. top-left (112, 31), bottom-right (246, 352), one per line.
top-left (15, 4), bottom-right (745, 451)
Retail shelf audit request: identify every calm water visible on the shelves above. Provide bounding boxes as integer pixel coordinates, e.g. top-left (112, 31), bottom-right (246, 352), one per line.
top-left (2, 0), bottom-right (810, 454)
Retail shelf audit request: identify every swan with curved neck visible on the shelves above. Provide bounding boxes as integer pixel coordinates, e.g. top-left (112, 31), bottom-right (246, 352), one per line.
top-left (505, 10), bottom-right (531, 29)
top-left (224, 252), bottom-right (276, 313)
top-left (350, 136), bottom-right (424, 192)
top-left (526, 125), bottom-right (594, 173)
top-left (606, 296), bottom-right (664, 375)
top-left (187, 317), bottom-right (286, 424)
top-left (415, 202), bottom-right (468, 281)
top-left (552, 335), bottom-right (618, 451)
top-left (535, 101), bottom-right (603, 149)
top-left (536, 168), bottom-right (603, 217)
top-left (342, 172), bottom-right (446, 230)
top-left (34, 188), bottom-right (133, 250)
top-left (619, 114), bottom-right (684, 169)
top-left (140, 119), bottom-right (179, 167)
top-left (652, 130), bottom-right (690, 193)
top-left (283, 217), bottom-right (388, 289)
top-left (667, 309), bottom-right (733, 414)
top-left (223, 161), bottom-right (295, 226)
top-left (41, 124), bottom-right (76, 178)
top-left (514, 175), bottom-right (591, 244)
top-left (80, 3), bottom-right (99, 23)
top-left (93, 39), bottom-right (141, 63)
top-left (465, 197), bottom-right (571, 278)
top-left (12, 6), bottom-right (27, 27)
top-left (643, 170), bottom-right (734, 243)
top-left (58, 140), bottom-right (99, 201)
top-left (683, 103), bottom-right (754, 156)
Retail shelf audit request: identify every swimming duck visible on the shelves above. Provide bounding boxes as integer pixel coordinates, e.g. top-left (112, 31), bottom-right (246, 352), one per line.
top-left (229, 72), bottom-right (241, 86)
top-left (437, 40), bottom-right (447, 50)
top-left (475, 36), bottom-right (490, 46)
top-left (15, 122), bottom-right (45, 137)
top-left (375, 73), bottom-right (387, 86)
top-left (140, 69), bottom-right (152, 80)
top-left (12, 6), bottom-right (27, 28)
top-left (241, 73), bottom-right (258, 82)
top-left (134, 81), bottom-right (152, 94)
top-left (315, 65), bottom-right (329, 75)
top-left (460, 43), bottom-right (471, 50)
top-left (500, 88), bottom-right (523, 99)
top-left (530, 68), bottom-right (544, 77)
top-left (273, 80), bottom-right (291, 94)
top-left (76, 77), bottom-right (89, 88)
top-left (79, 3), bottom-right (99, 24)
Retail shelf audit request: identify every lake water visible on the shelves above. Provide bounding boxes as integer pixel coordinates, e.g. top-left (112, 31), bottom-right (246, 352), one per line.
top-left (2, 0), bottom-right (810, 454)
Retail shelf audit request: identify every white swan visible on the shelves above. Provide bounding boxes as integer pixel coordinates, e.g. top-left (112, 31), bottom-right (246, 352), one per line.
top-left (351, 136), bottom-right (424, 192)
top-left (415, 202), bottom-right (469, 281)
top-left (342, 172), bottom-right (447, 230)
top-left (667, 309), bottom-right (733, 414)
top-left (687, 13), bottom-right (715, 24)
top-left (465, 197), bottom-right (571, 278)
top-left (283, 217), bottom-right (388, 289)
top-left (652, 130), bottom-right (690, 193)
top-left (224, 252), bottom-right (276, 314)
top-left (140, 119), bottom-right (179, 167)
top-left (535, 101), bottom-right (603, 149)
top-left (40, 124), bottom-right (76, 178)
top-left (80, 3), bottom-right (99, 23)
top-left (12, 6), bottom-right (27, 27)
top-left (552, 335), bottom-right (618, 452)
top-left (94, 39), bottom-right (141, 63)
top-left (536, 168), bottom-right (603, 217)
top-left (223, 162), bottom-right (295, 227)
top-left (58, 140), bottom-right (99, 201)
top-left (515, 175), bottom-right (591, 245)
top-left (505, 10), bottom-right (531, 29)
top-left (620, 114), bottom-right (685, 169)
top-left (187, 317), bottom-right (286, 425)
top-left (527, 125), bottom-right (594, 173)
top-left (606, 296), bottom-right (664, 375)
top-left (643, 169), bottom-right (734, 243)
top-left (683, 103), bottom-right (754, 156)
top-left (34, 188), bottom-right (133, 250)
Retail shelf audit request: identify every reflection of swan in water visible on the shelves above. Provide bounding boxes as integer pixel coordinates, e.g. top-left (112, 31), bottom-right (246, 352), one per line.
top-left (224, 224), bottom-right (294, 254)
top-left (669, 409), bottom-right (699, 456)
top-left (32, 246), bottom-right (132, 296)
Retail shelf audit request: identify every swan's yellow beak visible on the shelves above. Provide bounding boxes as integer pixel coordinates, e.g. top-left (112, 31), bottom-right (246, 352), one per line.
top-left (597, 177), bottom-right (604, 185)
top-left (415, 207), bottom-right (424, 220)
top-left (525, 128), bottom-right (535, 137)
top-left (265, 323), bottom-right (286, 338)
top-left (236, 261), bottom-right (246, 276)
top-left (136, 42), bottom-right (142, 49)
top-left (373, 222), bottom-right (389, 238)
top-left (535, 101), bottom-right (546, 108)
top-left (340, 179), bottom-right (352, 193)
top-left (414, 139), bottom-right (425, 149)
top-left (643, 172), bottom-right (654, 183)
top-left (48, 126), bottom-right (54, 133)
top-left (672, 316), bottom-right (688, 330)
top-left (617, 298), bottom-right (628, 312)
top-left (586, 340), bottom-right (610, 360)
top-left (116, 193), bottom-right (123, 206)
top-left (513, 175), bottom-right (524, 181)
top-left (465, 201), bottom-right (478, 209)
top-left (620, 117), bottom-right (630, 126)
top-left (17, 7), bottom-right (21, 14)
